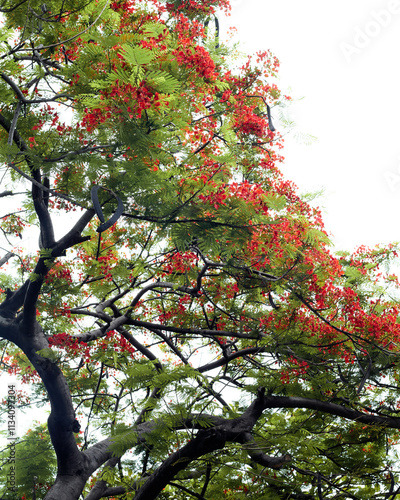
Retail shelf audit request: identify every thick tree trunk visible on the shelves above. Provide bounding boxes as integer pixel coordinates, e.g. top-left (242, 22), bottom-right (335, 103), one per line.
top-left (44, 475), bottom-right (89, 500)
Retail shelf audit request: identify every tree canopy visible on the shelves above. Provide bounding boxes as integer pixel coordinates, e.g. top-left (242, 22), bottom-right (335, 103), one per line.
top-left (1, 0), bottom-right (400, 499)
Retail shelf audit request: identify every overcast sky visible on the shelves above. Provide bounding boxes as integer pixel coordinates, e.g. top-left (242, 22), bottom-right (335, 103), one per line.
top-left (226, 0), bottom-right (400, 253)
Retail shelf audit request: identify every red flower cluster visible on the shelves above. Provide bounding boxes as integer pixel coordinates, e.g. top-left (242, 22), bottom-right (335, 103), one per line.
top-left (162, 251), bottom-right (198, 275)
top-left (198, 186), bottom-right (227, 209)
top-left (174, 45), bottom-right (217, 81)
top-left (48, 331), bottom-right (137, 362)
top-left (48, 332), bottom-right (81, 350)
top-left (234, 104), bottom-right (269, 137)
top-left (44, 262), bottom-right (73, 285)
top-left (166, 0), bottom-right (230, 16)
top-left (110, 0), bottom-right (137, 12)
top-left (82, 82), bottom-right (161, 131)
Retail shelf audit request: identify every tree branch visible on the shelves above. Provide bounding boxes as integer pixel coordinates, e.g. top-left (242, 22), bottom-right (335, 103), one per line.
top-left (128, 318), bottom-right (260, 340)
top-left (261, 394), bottom-right (400, 428)
top-left (0, 251), bottom-right (14, 267)
top-left (133, 390), bottom-right (289, 500)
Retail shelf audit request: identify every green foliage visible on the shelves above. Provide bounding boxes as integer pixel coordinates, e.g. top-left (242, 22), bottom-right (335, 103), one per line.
top-left (0, 423), bottom-right (56, 499)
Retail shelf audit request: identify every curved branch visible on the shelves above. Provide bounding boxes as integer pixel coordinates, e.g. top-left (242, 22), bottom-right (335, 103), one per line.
top-left (197, 346), bottom-right (266, 373)
top-left (261, 394), bottom-right (400, 428)
top-left (133, 390), bottom-right (288, 499)
top-left (0, 251), bottom-right (14, 267)
top-left (128, 318), bottom-right (261, 340)
top-left (22, 209), bottom-right (94, 326)
top-left (52, 209), bottom-right (95, 254)
top-left (0, 0), bottom-right (29, 12)
top-left (126, 281), bottom-right (201, 314)
top-left (241, 431), bottom-right (291, 468)
top-left (0, 280), bottom-right (30, 318)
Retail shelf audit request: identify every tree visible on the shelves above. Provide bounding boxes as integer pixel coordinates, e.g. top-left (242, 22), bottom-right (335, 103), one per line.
top-left (0, 0), bottom-right (400, 498)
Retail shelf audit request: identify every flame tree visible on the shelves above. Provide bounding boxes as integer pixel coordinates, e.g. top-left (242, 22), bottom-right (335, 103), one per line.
top-left (1, 0), bottom-right (400, 499)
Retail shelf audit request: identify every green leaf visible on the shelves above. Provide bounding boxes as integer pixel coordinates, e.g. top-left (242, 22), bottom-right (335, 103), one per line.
top-left (121, 44), bottom-right (158, 66)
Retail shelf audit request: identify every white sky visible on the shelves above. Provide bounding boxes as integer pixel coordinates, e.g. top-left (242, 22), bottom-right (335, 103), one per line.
top-left (227, 0), bottom-right (400, 252)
